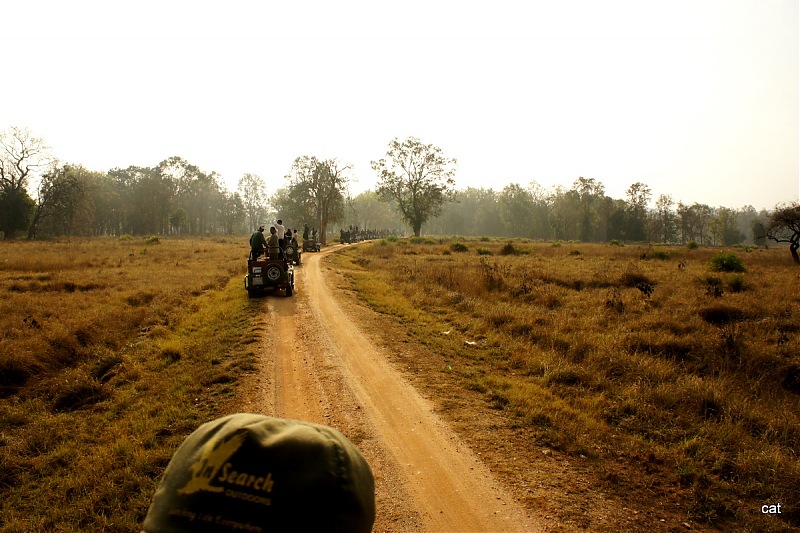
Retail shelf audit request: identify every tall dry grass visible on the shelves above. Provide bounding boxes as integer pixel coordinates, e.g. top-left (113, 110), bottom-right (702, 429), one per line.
top-left (0, 237), bottom-right (261, 531)
top-left (337, 238), bottom-right (800, 531)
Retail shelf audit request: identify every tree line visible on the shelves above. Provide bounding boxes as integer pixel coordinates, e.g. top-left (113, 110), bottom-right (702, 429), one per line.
top-left (2, 127), bottom-right (797, 263)
top-left (422, 179), bottom-right (767, 246)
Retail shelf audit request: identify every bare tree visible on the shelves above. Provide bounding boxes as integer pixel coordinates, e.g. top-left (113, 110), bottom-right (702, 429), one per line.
top-left (0, 127), bottom-right (52, 238)
top-left (765, 203), bottom-right (800, 265)
top-left (0, 127), bottom-right (52, 192)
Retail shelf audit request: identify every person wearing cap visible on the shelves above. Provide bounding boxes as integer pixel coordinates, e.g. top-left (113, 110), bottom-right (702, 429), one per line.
top-left (142, 414), bottom-right (375, 533)
top-left (249, 225), bottom-right (267, 261)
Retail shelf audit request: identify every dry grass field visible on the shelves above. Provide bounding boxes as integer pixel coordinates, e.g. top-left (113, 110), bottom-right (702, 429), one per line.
top-left (2, 235), bottom-right (798, 531)
top-left (331, 237), bottom-right (800, 532)
top-left (0, 237), bottom-right (262, 531)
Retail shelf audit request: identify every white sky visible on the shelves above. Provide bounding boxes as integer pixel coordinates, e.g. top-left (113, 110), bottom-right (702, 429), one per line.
top-left (2, 0), bottom-right (798, 211)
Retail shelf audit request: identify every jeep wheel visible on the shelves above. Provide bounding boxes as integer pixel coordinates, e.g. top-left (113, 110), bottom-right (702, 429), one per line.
top-left (266, 265), bottom-right (282, 281)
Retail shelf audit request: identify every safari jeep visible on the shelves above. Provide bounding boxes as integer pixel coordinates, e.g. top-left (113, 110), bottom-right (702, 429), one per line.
top-left (302, 238), bottom-right (321, 252)
top-left (245, 250), bottom-right (294, 297)
top-left (284, 241), bottom-right (301, 265)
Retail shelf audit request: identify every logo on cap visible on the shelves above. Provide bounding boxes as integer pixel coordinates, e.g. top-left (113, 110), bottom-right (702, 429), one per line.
top-left (178, 431), bottom-right (274, 497)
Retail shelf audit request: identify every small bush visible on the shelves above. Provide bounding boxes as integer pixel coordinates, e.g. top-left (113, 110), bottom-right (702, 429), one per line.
top-left (476, 248), bottom-right (492, 255)
top-left (450, 242), bottom-right (469, 253)
top-left (569, 249), bottom-right (582, 256)
top-left (698, 304), bottom-right (747, 326)
top-left (609, 240), bottom-right (623, 246)
top-left (500, 242), bottom-right (518, 256)
top-left (144, 235), bottom-right (161, 245)
top-left (725, 274), bottom-right (746, 293)
top-left (620, 271), bottom-right (653, 288)
top-left (686, 240), bottom-right (699, 250)
top-left (709, 252), bottom-right (746, 273)
top-left (642, 248), bottom-right (670, 260)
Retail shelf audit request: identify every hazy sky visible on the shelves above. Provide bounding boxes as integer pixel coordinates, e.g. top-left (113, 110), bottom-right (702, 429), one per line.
top-left (3, 0), bottom-right (798, 210)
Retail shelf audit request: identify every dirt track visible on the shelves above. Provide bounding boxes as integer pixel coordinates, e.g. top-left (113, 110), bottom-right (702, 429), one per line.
top-left (238, 244), bottom-right (541, 532)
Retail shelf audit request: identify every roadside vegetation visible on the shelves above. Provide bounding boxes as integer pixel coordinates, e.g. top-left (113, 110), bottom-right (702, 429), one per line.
top-left (0, 238), bottom-right (261, 531)
top-left (331, 237), bottom-right (799, 532)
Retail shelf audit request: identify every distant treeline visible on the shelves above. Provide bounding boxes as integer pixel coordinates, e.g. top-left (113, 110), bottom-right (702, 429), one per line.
top-left (3, 160), bottom-right (778, 245)
top-left (0, 126), bottom-right (783, 244)
top-left (421, 179), bottom-right (770, 245)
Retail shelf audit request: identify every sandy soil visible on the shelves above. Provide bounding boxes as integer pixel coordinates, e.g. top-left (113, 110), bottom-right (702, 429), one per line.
top-left (236, 245), bottom-right (541, 532)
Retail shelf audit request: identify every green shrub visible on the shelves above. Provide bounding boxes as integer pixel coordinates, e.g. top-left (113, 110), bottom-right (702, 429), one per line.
top-left (642, 248), bottom-right (670, 260)
top-left (686, 240), bottom-right (699, 250)
top-left (476, 248), bottom-right (493, 255)
top-left (450, 242), bottom-right (469, 253)
top-left (709, 252), bottom-right (746, 273)
top-left (144, 235), bottom-right (160, 245)
top-left (609, 240), bottom-right (623, 247)
top-left (725, 274), bottom-right (746, 293)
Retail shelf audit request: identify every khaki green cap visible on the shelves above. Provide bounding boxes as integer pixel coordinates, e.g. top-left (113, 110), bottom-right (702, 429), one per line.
top-left (143, 414), bottom-right (375, 532)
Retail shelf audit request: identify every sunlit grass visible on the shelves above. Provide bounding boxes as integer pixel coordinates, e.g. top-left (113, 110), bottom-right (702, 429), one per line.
top-left (334, 238), bottom-right (800, 531)
top-left (0, 237), bottom-right (261, 531)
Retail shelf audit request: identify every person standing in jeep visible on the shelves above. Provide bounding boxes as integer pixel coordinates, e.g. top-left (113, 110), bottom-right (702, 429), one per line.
top-left (267, 226), bottom-right (281, 259)
top-left (249, 225), bottom-right (267, 260)
top-left (275, 219), bottom-right (286, 250)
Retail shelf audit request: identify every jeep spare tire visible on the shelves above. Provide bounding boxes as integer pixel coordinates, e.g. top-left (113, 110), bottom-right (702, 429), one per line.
top-left (266, 265), bottom-right (282, 281)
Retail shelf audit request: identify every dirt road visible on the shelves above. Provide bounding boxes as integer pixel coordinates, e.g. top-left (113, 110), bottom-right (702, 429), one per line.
top-left (239, 245), bottom-right (541, 532)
